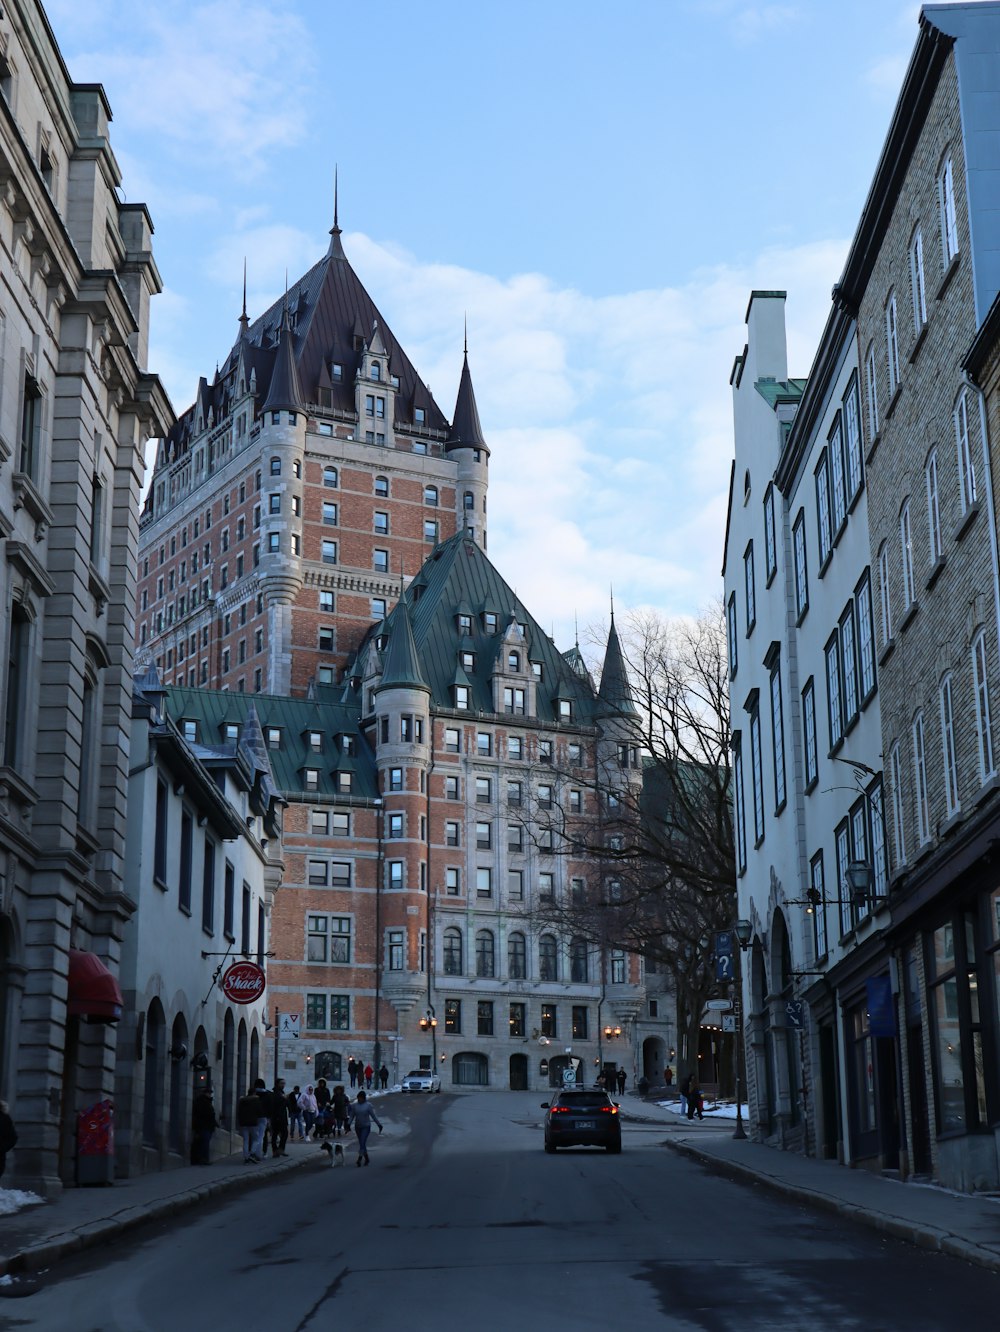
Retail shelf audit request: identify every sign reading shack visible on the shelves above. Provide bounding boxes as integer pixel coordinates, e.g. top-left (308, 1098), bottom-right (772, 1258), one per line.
top-left (221, 961), bottom-right (266, 1004)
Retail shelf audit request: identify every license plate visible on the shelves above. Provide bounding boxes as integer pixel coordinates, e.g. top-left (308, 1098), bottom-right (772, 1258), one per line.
top-left (577, 1119), bottom-right (595, 1129)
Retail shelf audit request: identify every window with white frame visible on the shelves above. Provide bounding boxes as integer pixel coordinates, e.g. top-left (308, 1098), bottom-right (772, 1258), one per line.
top-left (939, 673), bottom-right (959, 817)
top-left (869, 778), bottom-right (888, 899)
top-left (866, 343), bottom-right (880, 439)
top-left (939, 153), bottom-right (959, 266)
top-left (899, 500), bottom-right (915, 610)
top-left (835, 820), bottom-right (851, 937)
top-left (744, 543), bottom-right (756, 634)
top-left (910, 225), bottom-right (927, 330)
top-left (972, 628), bottom-right (995, 781)
top-left (829, 415), bottom-right (847, 532)
top-left (769, 655), bottom-right (786, 812)
top-left (840, 602), bottom-right (859, 726)
top-left (749, 699), bottom-right (764, 845)
top-left (802, 678), bottom-right (818, 788)
top-left (850, 797), bottom-right (869, 928)
top-left (890, 741), bottom-right (905, 868)
top-left (886, 292), bottom-right (900, 395)
top-left (825, 634), bottom-right (843, 749)
top-left (763, 485), bottom-right (777, 583)
top-left (856, 571), bottom-right (876, 700)
top-left (878, 541), bottom-right (893, 646)
top-left (815, 448), bottom-right (832, 566)
top-left (810, 851), bottom-right (827, 958)
top-left (955, 390), bottom-right (976, 512)
top-left (733, 734), bottom-right (747, 874)
top-left (793, 510), bottom-right (808, 618)
top-left (844, 377), bottom-right (863, 499)
top-left (912, 711), bottom-right (930, 846)
top-left (925, 447), bottom-right (943, 564)
top-left (727, 593), bottom-right (738, 676)
top-left (388, 929), bottom-right (404, 970)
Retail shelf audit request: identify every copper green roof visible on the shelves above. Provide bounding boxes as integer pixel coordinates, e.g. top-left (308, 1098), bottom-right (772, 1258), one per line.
top-left (754, 377), bottom-right (807, 409)
top-left (377, 592), bottom-right (429, 693)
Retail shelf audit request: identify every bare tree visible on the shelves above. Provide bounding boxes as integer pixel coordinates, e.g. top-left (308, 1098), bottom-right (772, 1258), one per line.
top-left (531, 601), bottom-right (736, 1082)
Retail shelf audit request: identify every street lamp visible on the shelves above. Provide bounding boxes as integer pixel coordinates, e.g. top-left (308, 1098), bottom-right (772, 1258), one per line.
top-left (733, 918), bottom-right (752, 1142)
top-left (419, 1008), bottom-right (438, 1069)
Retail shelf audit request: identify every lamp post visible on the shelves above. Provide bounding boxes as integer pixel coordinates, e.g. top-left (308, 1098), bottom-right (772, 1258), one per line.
top-left (733, 918), bottom-right (752, 1141)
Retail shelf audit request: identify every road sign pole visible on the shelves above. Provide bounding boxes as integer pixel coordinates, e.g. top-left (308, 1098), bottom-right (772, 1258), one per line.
top-left (274, 1005), bottom-right (280, 1086)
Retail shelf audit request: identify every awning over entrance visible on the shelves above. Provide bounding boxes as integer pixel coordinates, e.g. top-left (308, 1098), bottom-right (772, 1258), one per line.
top-left (67, 949), bottom-right (124, 1023)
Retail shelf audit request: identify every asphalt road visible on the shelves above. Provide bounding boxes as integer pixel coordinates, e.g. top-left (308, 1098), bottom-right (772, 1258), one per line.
top-left (4, 1092), bottom-right (997, 1331)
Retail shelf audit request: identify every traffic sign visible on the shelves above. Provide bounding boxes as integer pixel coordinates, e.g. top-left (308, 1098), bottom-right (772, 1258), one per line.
top-left (784, 1000), bottom-right (805, 1029)
top-left (715, 930), bottom-right (734, 958)
top-left (279, 1012), bottom-right (301, 1037)
top-left (722, 1015), bottom-right (737, 1033)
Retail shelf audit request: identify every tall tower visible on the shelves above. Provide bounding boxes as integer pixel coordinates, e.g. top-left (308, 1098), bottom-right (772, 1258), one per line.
top-left (446, 337), bottom-right (489, 550)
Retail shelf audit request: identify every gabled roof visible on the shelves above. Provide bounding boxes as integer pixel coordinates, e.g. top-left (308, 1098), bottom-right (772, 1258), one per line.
top-left (348, 530), bottom-right (598, 725)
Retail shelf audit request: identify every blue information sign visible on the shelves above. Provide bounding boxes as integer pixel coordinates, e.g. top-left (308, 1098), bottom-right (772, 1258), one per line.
top-left (784, 1000), bottom-right (805, 1029)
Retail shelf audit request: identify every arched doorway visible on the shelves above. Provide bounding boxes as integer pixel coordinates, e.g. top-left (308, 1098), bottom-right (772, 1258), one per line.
top-left (168, 1013), bottom-right (189, 1154)
top-left (316, 1051), bottom-right (342, 1084)
top-left (143, 1000), bottom-right (166, 1149)
top-left (452, 1052), bottom-right (488, 1086)
top-left (642, 1035), bottom-right (666, 1084)
top-left (249, 1027), bottom-right (260, 1088)
top-left (236, 1019), bottom-right (248, 1103)
top-left (770, 910), bottom-right (800, 1131)
top-left (509, 1053), bottom-right (528, 1090)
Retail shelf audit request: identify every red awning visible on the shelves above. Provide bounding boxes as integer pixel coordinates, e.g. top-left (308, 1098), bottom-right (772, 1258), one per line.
top-left (67, 949), bottom-right (124, 1023)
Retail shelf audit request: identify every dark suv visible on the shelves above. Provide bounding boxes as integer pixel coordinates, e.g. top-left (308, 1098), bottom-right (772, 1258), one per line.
top-left (541, 1089), bottom-right (622, 1153)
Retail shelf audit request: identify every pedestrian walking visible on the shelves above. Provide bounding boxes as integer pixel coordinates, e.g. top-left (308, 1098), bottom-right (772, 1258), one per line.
top-left (270, 1078), bottom-right (289, 1156)
top-left (298, 1084), bottom-right (319, 1139)
top-left (379, 1064), bottom-right (389, 1090)
top-left (251, 1078), bottom-right (271, 1159)
top-left (190, 1089), bottom-right (217, 1165)
top-left (0, 1099), bottom-right (18, 1181)
top-left (332, 1084), bottom-right (349, 1137)
top-left (686, 1076), bottom-right (703, 1120)
top-left (237, 1083), bottom-right (264, 1162)
top-left (616, 1069), bottom-right (627, 1096)
top-left (287, 1085), bottom-right (305, 1140)
top-left (348, 1058), bottom-right (358, 1089)
top-left (680, 1073), bottom-right (691, 1118)
top-left (347, 1089), bottom-right (382, 1166)
top-left (364, 1063), bottom-right (374, 1090)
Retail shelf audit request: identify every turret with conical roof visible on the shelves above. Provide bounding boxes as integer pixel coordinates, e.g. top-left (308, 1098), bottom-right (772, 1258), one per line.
top-left (596, 606), bottom-right (642, 803)
top-left (597, 610), bottom-right (638, 717)
top-left (378, 591), bottom-right (430, 694)
top-left (262, 305), bottom-right (305, 415)
top-left (447, 331), bottom-right (489, 551)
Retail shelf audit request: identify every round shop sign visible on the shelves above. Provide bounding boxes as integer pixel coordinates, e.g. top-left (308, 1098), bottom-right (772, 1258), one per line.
top-left (221, 961), bottom-right (266, 1005)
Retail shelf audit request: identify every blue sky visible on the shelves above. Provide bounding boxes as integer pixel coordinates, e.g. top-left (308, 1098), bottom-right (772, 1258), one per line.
top-left (46, 0), bottom-right (926, 649)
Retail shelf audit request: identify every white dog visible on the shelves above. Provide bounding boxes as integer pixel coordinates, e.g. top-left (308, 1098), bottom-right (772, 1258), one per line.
top-left (319, 1141), bottom-right (344, 1167)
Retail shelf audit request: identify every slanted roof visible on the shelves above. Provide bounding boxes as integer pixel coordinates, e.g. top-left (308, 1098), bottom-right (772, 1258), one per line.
top-left (597, 615), bottom-right (638, 717)
top-left (377, 594), bottom-right (429, 693)
top-left (754, 377), bottom-right (807, 409)
top-left (348, 530), bottom-right (598, 725)
top-left (261, 307), bottom-right (305, 414)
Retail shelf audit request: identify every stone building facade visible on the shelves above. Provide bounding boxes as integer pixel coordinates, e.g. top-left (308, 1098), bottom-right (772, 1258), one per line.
top-left (727, 4), bottom-right (1000, 1193)
top-left (0, 0), bottom-right (171, 1192)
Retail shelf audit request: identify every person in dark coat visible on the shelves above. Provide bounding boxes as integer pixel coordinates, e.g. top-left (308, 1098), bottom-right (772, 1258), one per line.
top-left (287, 1085), bottom-right (305, 1140)
top-left (332, 1084), bottom-right (349, 1137)
top-left (0, 1099), bottom-right (18, 1180)
top-left (616, 1068), bottom-right (627, 1095)
top-left (191, 1090), bottom-right (217, 1164)
top-left (237, 1084), bottom-right (264, 1162)
top-left (270, 1078), bottom-right (289, 1156)
top-left (348, 1059), bottom-right (358, 1089)
top-left (379, 1064), bottom-right (389, 1089)
top-left (686, 1076), bottom-right (704, 1120)
top-left (316, 1078), bottom-right (331, 1111)
top-left (252, 1077), bottom-right (272, 1158)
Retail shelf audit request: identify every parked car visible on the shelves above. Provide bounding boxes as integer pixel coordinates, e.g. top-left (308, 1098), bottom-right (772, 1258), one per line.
top-left (541, 1089), bottom-right (621, 1153)
top-left (401, 1069), bottom-right (442, 1093)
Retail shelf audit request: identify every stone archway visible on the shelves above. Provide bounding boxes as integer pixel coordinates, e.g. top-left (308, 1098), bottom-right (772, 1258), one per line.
top-left (509, 1053), bottom-right (528, 1090)
top-left (168, 1013), bottom-right (189, 1155)
top-left (642, 1035), bottom-right (666, 1084)
top-left (142, 1000), bottom-right (166, 1149)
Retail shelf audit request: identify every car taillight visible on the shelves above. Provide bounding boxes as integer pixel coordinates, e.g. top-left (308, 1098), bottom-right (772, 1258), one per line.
top-left (600, 1105), bottom-right (618, 1115)
top-left (550, 1106), bottom-right (571, 1114)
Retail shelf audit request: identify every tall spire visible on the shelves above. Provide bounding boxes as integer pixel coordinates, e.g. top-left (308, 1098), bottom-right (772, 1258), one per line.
top-left (377, 575), bottom-right (429, 693)
top-left (328, 164), bottom-right (346, 260)
top-left (261, 302), bottom-right (304, 414)
top-left (597, 605), bottom-right (638, 716)
top-left (446, 331), bottom-right (487, 453)
top-left (238, 257), bottom-right (249, 337)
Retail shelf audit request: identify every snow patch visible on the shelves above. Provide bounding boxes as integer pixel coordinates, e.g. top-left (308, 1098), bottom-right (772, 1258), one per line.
top-left (0, 1187), bottom-right (45, 1216)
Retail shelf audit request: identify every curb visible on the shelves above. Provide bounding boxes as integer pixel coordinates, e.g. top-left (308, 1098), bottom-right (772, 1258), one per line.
top-left (0, 1151), bottom-right (318, 1279)
top-left (663, 1137), bottom-right (1000, 1276)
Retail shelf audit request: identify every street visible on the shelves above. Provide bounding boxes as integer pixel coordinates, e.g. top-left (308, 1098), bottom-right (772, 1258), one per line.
top-left (5, 1092), bottom-right (997, 1331)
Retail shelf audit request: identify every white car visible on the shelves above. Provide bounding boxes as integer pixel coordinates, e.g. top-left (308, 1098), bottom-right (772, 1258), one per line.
top-left (401, 1069), bottom-right (442, 1093)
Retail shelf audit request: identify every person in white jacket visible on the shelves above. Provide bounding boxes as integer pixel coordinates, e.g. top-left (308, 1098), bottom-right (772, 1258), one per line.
top-left (298, 1084), bottom-right (319, 1139)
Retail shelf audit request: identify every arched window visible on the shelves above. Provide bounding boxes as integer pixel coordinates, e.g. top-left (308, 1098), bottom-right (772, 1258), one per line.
top-left (475, 929), bottom-right (495, 978)
top-left (443, 927), bottom-right (463, 976)
top-left (508, 931), bottom-right (526, 979)
top-left (463, 490), bottom-right (474, 510)
top-left (424, 484), bottom-right (438, 506)
top-left (453, 1051), bottom-right (488, 1086)
top-left (955, 389), bottom-right (976, 512)
top-left (143, 1000), bottom-right (166, 1147)
top-left (324, 466), bottom-right (338, 489)
top-left (570, 937), bottom-right (588, 983)
top-left (236, 1018), bottom-right (248, 1099)
top-left (374, 475), bottom-right (389, 498)
top-left (972, 628), bottom-right (995, 781)
top-left (168, 1013), bottom-right (189, 1153)
top-left (370, 360), bottom-right (381, 381)
top-left (269, 456), bottom-right (281, 476)
top-left (539, 933), bottom-right (558, 982)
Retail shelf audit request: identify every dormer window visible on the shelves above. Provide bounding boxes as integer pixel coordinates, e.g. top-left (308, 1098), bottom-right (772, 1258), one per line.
top-left (342, 735), bottom-right (355, 756)
top-left (370, 361), bottom-right (381, 381)
top-left (332, 363), bottom-right (343, 381)
top-left (182, 719), bottom-right (198, 742)
top-left (460, 651), bottom-right (475, 671)
top-left (483, 612), bottom-right (498, 633)
top-left (532, 661), bottom-right (543, 681)
top-left (308, 731), bottom-right (323, 751)
top-left (224, 723), bottom-right (240, 742)
top-left (454, 685), bottom-right (470, 710)
top-left (336, 772), bottom-right (352, 794)
top-left (508, 650), bottom-right (521, 672)
top-left (415, 407), bottom-right (425, 425)
top-left (558, 699), bottom-right (573, 721)
top-left (266, 728), bottom-right (281, 749)
top-left (457, 613), bottom-right (472, 635)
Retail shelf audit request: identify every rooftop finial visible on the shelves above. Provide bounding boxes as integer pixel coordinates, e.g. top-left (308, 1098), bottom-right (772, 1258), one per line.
top-left (464, 313), bottom-right (468, 357)
top-left (575, 611), bottom-right (580, 649)
top-left (334, 164), bottom-right (339, 232)
top-left (238, 257), bottom-right (249, 333)
top-left (610, 585), bottom-right (615, 622)
top-left (328, 166), bottom-right (346, 258)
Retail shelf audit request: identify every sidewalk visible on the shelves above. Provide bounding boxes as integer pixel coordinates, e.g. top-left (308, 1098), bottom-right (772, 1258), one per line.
top-left (0, 1138), bottom-right (322, 1283)
top-left (622, 1093), bottom-right (1000, 1274)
